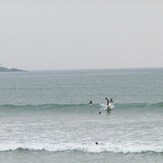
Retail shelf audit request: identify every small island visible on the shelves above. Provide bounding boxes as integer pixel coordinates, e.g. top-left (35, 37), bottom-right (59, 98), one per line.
top-left (0, 67), bottom-right (26, 72)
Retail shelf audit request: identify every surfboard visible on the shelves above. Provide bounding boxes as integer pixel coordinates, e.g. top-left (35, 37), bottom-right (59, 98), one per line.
top-left (106, 103), bottom-right (115, 111)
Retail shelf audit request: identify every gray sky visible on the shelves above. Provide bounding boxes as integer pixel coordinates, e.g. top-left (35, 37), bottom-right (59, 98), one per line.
top-left (0, 0), bottom-right (163, 70)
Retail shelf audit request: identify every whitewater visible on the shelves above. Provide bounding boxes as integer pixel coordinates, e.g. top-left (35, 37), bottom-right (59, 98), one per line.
top-left (0, 68), bottom-right (163, 163)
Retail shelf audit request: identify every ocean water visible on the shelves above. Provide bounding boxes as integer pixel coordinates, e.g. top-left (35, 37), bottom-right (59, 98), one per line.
top-left (0, 68), bottom-right (163, 163)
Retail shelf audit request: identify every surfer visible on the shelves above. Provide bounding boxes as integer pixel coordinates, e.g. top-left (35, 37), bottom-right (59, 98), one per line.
top-left (110, 98), bottom-right (113, 103)
top-left (105, 97), bottom-right (110, 105)
top-left (89, 101), bottom-right (93, 105)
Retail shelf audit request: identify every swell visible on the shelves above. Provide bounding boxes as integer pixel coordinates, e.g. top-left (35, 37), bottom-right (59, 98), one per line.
top-left (0, 102), bottom-right (162, 111)
top-left (0, 103), bottom-right (101, 112)
top-left (116, 102), bottom-right (163, 109)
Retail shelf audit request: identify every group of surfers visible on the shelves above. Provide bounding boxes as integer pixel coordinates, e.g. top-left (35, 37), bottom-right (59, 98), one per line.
top-left (89, 97), bottom-right (113, 106)
top-left (89, 97), bottom-right (114, 115)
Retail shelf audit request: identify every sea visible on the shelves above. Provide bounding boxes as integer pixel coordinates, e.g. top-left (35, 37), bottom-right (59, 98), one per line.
top-left (0, 68), bottom-right (163, 163)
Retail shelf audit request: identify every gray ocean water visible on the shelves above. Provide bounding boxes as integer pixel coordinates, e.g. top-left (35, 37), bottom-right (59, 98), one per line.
top-left (0, 68), bottom-right (163, 163)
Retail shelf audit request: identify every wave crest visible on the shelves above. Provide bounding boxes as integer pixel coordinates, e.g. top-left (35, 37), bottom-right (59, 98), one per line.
top-left (116, 102), bottom-right (163, 109)
top-left (0, 102), bottom-right (162, 111)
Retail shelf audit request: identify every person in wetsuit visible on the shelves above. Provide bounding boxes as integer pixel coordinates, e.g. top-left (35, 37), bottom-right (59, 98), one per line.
top-left (105, 97), bottom-right (110, 105)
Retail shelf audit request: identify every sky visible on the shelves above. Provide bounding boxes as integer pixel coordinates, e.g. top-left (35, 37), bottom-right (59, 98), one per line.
top-left (0, 0), bottom-right (163, 70)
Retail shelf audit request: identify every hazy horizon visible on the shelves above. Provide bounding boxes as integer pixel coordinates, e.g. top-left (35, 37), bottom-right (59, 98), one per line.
top-left (0, 1), bottom-right (163, 70)
top-left (0, 65), bottom-right (163, 71)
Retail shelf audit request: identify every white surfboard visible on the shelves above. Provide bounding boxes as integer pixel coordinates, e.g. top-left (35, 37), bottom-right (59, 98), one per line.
top-left (106, 103), bottom-right (115, 111)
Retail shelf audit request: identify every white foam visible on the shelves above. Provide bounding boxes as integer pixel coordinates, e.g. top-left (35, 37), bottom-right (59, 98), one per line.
top-left (1, 142), bottom-right (163, 154)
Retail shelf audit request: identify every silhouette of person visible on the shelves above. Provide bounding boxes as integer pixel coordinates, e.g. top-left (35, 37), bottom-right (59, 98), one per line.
top-left (105, 97), bottom-right (109, 105)
top-left (110, 98), bottom-right (113, 103)
top-left (89, 101), bottom-right (93, 105)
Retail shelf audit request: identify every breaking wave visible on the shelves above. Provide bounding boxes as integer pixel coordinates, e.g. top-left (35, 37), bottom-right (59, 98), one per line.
top-left (1, 143), bottom-right (163, 154)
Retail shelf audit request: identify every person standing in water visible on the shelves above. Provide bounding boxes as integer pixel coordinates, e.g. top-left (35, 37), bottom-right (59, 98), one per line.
top-left (110, 98), bottom-right (113, 103)
top-left (105, 97), bottom-right (110, 105)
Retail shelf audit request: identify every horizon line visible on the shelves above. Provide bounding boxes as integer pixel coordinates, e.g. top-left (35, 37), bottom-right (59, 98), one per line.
top-left (26, 67), bottom-right (163, 71)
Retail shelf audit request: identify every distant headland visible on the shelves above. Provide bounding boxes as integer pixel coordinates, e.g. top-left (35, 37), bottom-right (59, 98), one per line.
top-left (0, 67), bottom-right (27, 72)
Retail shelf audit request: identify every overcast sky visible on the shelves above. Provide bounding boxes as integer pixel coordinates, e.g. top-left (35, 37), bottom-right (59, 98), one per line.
top-left (0, 0), bottom-right (163, 70)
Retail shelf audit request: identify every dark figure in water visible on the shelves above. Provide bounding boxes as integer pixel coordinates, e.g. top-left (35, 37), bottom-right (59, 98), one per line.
top-left (95, 142), bottom-right (98, 145)
top-left (110, 98), bottom-right (113, 103)
top-left (89, 101), bottom-right (93, 105)
top-left (105, 97), bottom-right (110, 105)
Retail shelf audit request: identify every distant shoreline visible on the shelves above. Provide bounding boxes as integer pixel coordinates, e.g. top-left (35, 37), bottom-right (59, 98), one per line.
top-left (0, 67), bottom-right (27, 72)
